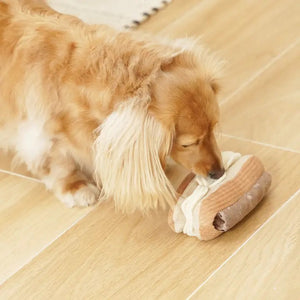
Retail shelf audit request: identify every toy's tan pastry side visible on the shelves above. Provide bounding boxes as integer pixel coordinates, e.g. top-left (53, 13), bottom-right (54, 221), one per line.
top-left (198, 156), bottom-right (267, 240)
top-left (168, 153), bottom-right (272, 241)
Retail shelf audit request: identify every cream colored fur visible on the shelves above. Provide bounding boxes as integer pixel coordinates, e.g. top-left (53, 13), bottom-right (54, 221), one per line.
top-left (94, 99), bottom-right (176, 212)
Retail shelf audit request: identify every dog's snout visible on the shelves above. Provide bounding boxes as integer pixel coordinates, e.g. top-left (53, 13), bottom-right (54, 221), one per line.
top-left (208, 168), bottom-right (225, 179)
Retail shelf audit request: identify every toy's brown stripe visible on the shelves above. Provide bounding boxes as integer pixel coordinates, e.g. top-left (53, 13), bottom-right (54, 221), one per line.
top-left (176, 173), bottom-right (195, 195)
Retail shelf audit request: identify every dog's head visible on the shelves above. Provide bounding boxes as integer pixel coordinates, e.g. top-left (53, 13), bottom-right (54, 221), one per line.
top-left (95, 40), bottom-right (224, 213)
top-left (151, 45), bottom-right (224, 180)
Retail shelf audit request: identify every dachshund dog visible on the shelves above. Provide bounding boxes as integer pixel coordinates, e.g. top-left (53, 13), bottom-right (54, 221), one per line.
top-left (0, 0), bottom-right (224, 213)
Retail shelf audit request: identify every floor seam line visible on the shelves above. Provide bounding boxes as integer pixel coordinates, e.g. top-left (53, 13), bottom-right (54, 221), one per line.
top-left (0, 169), bottom-right (41, 183)
top-left (220, 133), bottom-right (300, 154)
top-left (0, 204), bottom-right (98, 286)
top-left (186, 188), bottom-right (300, 300)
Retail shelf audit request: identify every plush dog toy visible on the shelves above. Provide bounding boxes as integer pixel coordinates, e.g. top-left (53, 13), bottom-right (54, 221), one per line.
top-left (168, 152), bottom-right (272, 240)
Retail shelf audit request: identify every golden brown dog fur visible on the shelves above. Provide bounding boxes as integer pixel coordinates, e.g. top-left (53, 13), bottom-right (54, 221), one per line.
top-left (0, 0), bottom-right (224, 212)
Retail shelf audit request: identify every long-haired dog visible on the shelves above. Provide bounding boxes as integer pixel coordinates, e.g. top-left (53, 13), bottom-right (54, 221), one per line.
top-left (0, 0), bottom-right (225, 213)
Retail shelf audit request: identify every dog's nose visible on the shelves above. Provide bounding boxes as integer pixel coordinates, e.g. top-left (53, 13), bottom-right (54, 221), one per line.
top-left (208, 168), bottom-right (225, 179)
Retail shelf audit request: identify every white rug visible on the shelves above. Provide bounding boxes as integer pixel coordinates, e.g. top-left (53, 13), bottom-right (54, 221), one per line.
top-left (48, 0), bottom-right (172, 30)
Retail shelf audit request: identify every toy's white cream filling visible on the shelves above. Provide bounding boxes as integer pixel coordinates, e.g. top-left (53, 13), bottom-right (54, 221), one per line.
top-left (173, 151), bottom-right (250, 238)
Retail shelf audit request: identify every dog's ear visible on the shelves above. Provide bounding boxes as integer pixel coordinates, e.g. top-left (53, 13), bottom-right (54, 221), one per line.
top-left (159, 38), bottom-right (223, 95)
top-left (161, 53), bottom-right (221, 95)
top-left (160, 51), bottom-right (191, 73)
top-left (159, 38), bottom-right (201, 73)
top-left (94, 99), bottom-right (176, 213)
top-left (209, 79), bottom-right (220, 94)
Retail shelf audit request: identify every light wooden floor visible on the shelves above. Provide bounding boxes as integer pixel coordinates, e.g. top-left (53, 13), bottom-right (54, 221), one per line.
top-left (0, 0), bottom-right (299, 299)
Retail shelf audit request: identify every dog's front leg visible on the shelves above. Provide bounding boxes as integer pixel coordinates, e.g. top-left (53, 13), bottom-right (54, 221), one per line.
top-left (35, 149), bottom-right (100, 208)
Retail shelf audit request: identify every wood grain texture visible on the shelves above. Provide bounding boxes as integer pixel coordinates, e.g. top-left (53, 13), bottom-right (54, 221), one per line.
top-left (140, 0), bottom-right (300, 101)
top-left (220, 42), bottom-right (300, 152)
top-left (1, 137), bottom-right (299, 299)
top-left (191, 193), bottom-right (300, 300)
top-left (136, 0), bottom-right (201, 33)
top-left (0, 0), bottom-right (299, 298)
top-left (0, 173), bottom-right (94, 284)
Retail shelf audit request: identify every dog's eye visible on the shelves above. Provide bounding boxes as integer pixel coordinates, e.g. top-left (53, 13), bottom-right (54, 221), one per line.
top-left (182, 144), bottom-right (190, 148)
top-left (182, 139), bottom-right (200, 148)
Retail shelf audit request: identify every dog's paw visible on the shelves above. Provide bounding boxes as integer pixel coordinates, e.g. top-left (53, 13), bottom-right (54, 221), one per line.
top-left (59, 183), bottom-right (100, 208)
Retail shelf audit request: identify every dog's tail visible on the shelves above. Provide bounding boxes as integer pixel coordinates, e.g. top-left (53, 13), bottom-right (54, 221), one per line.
top-left (0, 0), bottom-right (52, 17)
top-left (14, 0), bottom-right (84, 26)
top-left (0, 0), bottom-right (58, 18)
top-left (17, 0), bottom-right (57, 15)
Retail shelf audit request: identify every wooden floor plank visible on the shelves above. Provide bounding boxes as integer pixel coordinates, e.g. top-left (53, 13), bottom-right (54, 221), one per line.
top-left (1, 137), bottom-right (299, 299)
top-left (0, 173), bottom-right (94, 284)
top-left (0, 0), bottom-right (299, 298)
top-left (190, 192), bottom-right (300, 300)
top-left (137, 0), bottom-right (201, 33)
top-left (220, 42), bottom-right (300, 152)
top-left (139, 0), bottom-right (300, 101)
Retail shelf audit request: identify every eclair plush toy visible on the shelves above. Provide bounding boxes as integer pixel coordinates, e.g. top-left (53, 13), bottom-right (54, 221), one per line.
top-left (168, 152), bottom-right (271, 241)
